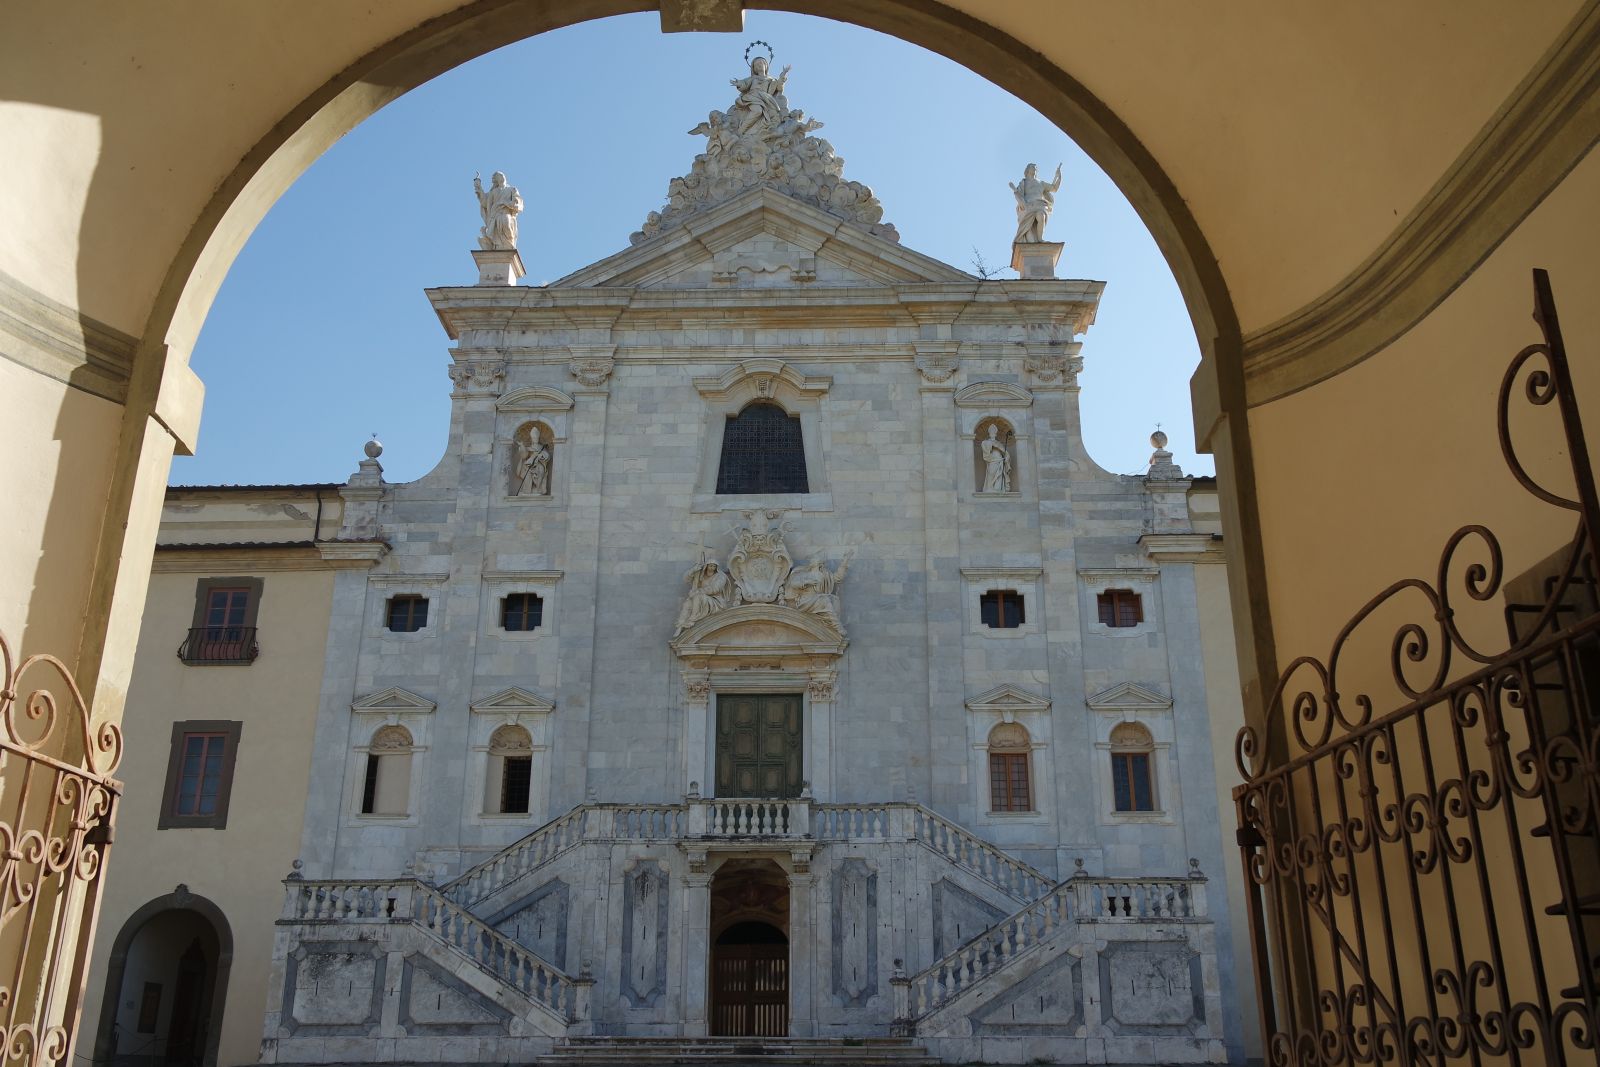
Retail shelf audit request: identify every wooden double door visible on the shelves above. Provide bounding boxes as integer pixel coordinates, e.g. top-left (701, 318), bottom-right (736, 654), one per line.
top-left (711, 924), bottom-right (789, 1037)
top-left (714, 694), bottom-right (803, 798)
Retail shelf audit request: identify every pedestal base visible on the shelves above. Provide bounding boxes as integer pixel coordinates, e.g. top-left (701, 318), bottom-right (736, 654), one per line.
top-left (472, 248), bottom-right (526, 286)
top-left (1011, 240), bottom-right (1064, 279)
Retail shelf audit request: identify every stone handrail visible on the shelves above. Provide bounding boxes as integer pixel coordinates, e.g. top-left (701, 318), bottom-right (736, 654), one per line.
top-left (282, 878), bottom-right (412, 922)
top-left (413, 883), bottom-right (589, 1022)
top-left (908, 807), bottom-right (1052, 902)
top-left (1076, 875), bottom-right (1205, 919)
top-left (898, 878), bottom-right (1076, 1022)
top-left (444, 805), bottom-right (590, 905)
top-left (895, 874), bottom-right (1207, 1023)
top-left (688, 797), bottom-right (808, 837)
top-left (439, 799), bottom-right (1058, 911)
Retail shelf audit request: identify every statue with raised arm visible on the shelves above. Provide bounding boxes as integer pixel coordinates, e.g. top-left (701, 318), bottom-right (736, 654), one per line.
top-left (473, 171), bottom-right (524, 251)
top-left (729, 54), bottom-right (792, 137)
top-left (675, 554), bottom-right (733, 634)
top-left (979, 424), bottom-right (1012, 493)
top-left (780, 551), bottom-right (853, 633)
top-left (1009, 162), bottom-right (1063, 244)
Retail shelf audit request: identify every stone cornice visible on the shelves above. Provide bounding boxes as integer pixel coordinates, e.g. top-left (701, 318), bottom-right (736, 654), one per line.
top-left (0, 267), bottom-right (136, 404)
top-left (151, 540), bottom-right (385, 572)
top-left (427, 281), bottom-right (1101, 339)
top-left (1239, 1), bottom-right (1600, 405)
top-left (1140, 532), bottom-right (1225, 564)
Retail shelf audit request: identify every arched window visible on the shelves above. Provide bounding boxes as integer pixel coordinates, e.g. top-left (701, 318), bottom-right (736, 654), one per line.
top-left (987, 722), bottom-right (1033, 813)
top-left (360, 725), bottom-right (413, 816)
top-left (716, 402), bottom-right (808, 494)
top-left (485, 724), bottom-right (534, 815)
top-left (1109, 722), bottom-right (1156, 812)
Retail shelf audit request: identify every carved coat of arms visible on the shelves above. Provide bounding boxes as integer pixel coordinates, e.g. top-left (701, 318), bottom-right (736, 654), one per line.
top-left (673, 510), bottom-right (852, 638)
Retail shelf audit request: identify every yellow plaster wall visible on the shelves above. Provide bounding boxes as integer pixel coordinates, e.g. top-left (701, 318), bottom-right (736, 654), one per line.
top-left (1249, 144), bottom-right (1600, 680)
top-left (0, 359), bottom-right (122, 662)
top-left (79, 563), bottom-right (335, 1067)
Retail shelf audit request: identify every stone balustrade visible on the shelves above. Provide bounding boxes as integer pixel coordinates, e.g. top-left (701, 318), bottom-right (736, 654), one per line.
top-left (413, 884), bottom-right (590, 1022)
top-left (446, 804), bottom-right (590, 905)
top-left (907, 807), bottom-right (1052, 901)
top-left (282, 878), bottom-right (412, 922)
top-left (685, 797), bottom-right (808, 837)
top-left (893, 873), bottom-right (1209, 1024)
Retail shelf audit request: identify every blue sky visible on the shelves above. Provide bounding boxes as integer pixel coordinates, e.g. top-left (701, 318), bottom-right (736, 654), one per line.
top-left (170, 11), bottom-right (1210, 487)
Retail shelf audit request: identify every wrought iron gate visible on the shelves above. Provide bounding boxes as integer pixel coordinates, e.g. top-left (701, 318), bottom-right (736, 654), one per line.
top-left (0, 633), bottom-right (122, 1067)
top-left (1234, 269), bottom-right (1600, 1064)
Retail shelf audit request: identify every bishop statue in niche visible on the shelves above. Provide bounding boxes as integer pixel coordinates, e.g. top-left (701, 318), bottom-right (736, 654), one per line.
top-left (979, 423), bottom-right (1013, 493)
top-left (513, 424), bottom-right (552, 497)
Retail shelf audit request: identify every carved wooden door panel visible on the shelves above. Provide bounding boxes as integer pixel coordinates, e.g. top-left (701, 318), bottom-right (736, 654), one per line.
top-left (715, 694), bottom-right (803, 798)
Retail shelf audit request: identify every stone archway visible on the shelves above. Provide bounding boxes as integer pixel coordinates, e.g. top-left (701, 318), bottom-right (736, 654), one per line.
top-left (92, 888), bottom-right (233, 1067)
top-left (709, 861), bottom-right (791, 1038)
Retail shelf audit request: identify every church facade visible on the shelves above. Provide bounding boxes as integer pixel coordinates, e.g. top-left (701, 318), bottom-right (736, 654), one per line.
top-left (82, 58), bottom-right (1248, 1067)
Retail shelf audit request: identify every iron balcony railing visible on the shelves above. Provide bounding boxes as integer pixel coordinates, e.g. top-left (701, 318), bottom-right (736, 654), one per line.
top-left (176, 625), bottom-right (259, 665)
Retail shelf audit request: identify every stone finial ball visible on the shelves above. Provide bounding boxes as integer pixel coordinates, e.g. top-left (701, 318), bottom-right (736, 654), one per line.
top-left (364, 437), bottom-right (384, 459)
top-left (1150, 429), bottom-right (1169, 450)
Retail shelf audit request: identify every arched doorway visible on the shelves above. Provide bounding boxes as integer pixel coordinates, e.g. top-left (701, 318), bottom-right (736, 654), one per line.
top-left (92, 889), bottom-right (233, 1067)
top-left (709, 862), bottom-right (790, 1038)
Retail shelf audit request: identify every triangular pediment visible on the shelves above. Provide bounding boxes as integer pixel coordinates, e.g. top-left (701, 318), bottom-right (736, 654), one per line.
top-left (469, 686), bottom-right (555, 715)
top-left (1086, 681), bottom-right (1173, 711)
top-left (551, 188), bottom-right (973, 291)
top-left (351, 686), bottom-right (436, 713)
top-left (965, 683), bottom-right (1051, 713)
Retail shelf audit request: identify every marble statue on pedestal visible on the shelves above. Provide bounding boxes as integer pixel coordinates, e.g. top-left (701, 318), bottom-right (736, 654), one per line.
top-left (1009, 163), bottom-right (1062, 244)
top-left (979, 424), bottom-right (1012, 493)
top-left (474, 171), bottom-right (524, 251)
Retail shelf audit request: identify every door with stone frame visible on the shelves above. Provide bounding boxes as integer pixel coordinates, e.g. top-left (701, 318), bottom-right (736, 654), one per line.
top-left (714, 694), bottom-right (803, 798)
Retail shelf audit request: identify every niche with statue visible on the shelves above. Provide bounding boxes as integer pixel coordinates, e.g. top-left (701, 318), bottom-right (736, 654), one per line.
top-left (510, 421), bottom-right (554, 497)
top-left (973, 416), bottom-right (1016, 495)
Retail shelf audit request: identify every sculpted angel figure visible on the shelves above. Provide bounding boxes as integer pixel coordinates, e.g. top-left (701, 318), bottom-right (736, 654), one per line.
top-left (675, 555), bottom-right (733, 634)
top-left (729, 55), bottom-right (791, 136)
top-left (781, 551), bottom-right (853, 632)
top-left (980, 424), bottom-right (1012, 493)
top-left (515, 436), bottom-right (550, 496)
top-left (474, 171), bottom-right (524, 251)
top-left (1009, 162), bottom-right (1063, 244)
top-left (688, 110), bottom-right (739, 159)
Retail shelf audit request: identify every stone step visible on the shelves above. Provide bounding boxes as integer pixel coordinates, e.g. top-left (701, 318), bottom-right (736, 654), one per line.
top-left (538, 1036), bottom-right (939, 1065)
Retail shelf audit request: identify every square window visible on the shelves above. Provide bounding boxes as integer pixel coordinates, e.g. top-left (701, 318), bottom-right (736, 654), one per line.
top-left (158, 721), bottom-right (242, 829)
top-left (501, 593), bottom-right (543, 632)
top-left (980, 590), bottom-right (1025, 629)
top-left (1097, 589), bottom-right (1143, 628)
top-left (387, 595), bottom-right (429, 632)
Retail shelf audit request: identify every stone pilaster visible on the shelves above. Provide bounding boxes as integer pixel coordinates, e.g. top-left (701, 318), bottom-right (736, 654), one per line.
top-left (681, 864), bottom-right (712, 1036)
top-left (917, 360), bottom-right (964, 811)
top-left (551, 345), bottom-right (614, 811)
top-left (787, 865), bottom-right (817, 1036)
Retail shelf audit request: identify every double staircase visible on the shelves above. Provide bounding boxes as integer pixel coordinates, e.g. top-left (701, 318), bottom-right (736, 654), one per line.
top-left (276, 797), bottom-right (1211, 1058)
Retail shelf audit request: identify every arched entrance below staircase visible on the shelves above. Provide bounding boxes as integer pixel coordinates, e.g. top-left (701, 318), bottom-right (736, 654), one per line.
top-left (709, 862), bottom-right (790, 1038)
top-left (92, 889), bottom-right (232, 1067)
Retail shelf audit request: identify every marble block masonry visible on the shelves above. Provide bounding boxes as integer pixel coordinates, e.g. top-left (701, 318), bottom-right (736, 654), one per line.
top-left (261, 48), bottom-right (1242, 1066)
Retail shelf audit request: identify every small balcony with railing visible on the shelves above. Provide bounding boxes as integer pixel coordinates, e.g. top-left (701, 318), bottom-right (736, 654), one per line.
top-left (176, 626), bottom-right (259, 665)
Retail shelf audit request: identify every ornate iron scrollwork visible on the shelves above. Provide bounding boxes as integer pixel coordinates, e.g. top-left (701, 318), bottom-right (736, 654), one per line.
top-left (0, 632), bottom-right (122, 1067)
top-left (1235, 269), bottom-right (1600, 1065)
